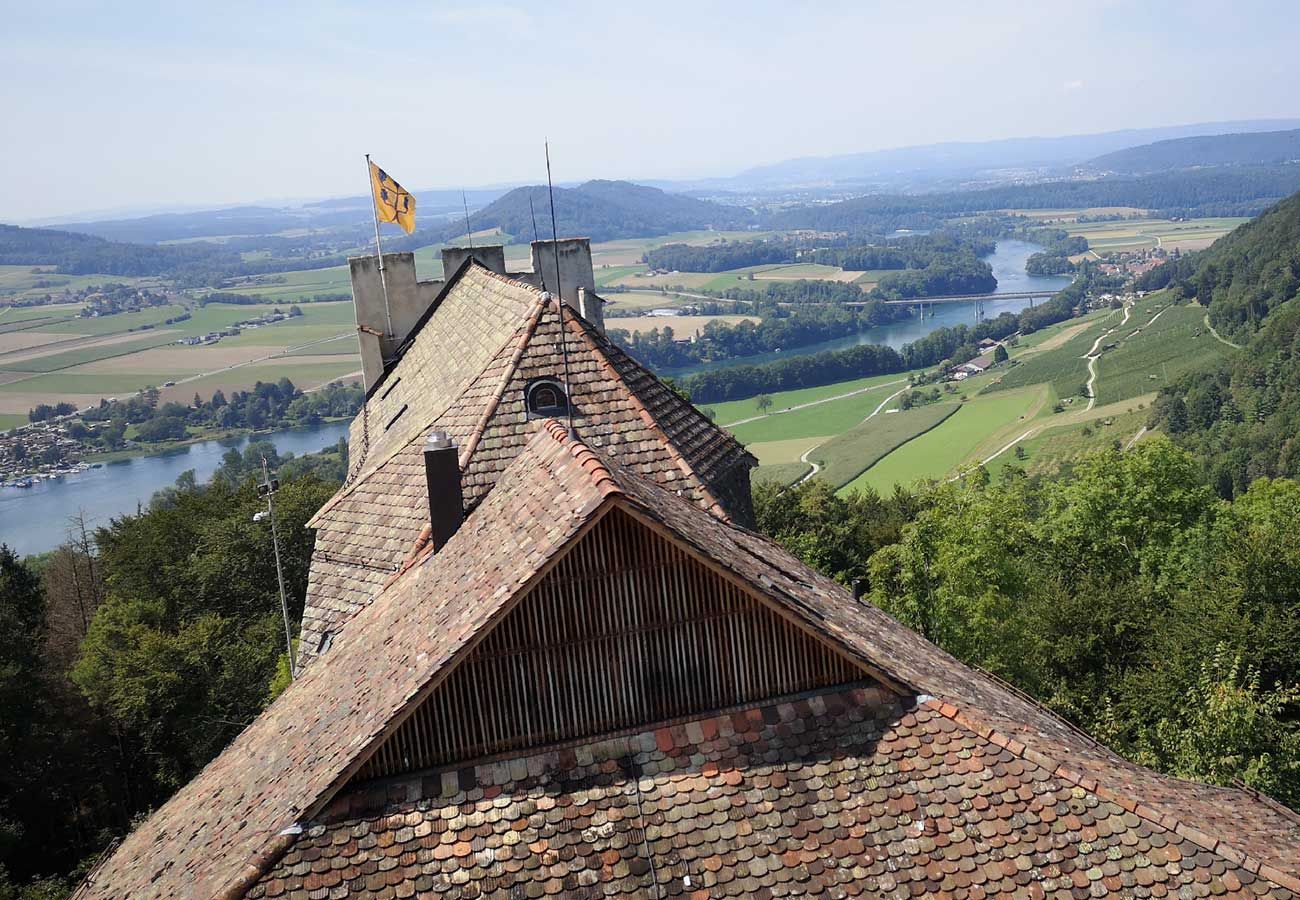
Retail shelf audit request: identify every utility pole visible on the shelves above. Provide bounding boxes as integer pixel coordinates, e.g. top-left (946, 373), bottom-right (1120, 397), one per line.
top-left (256, 455), bottom-right (297, 680)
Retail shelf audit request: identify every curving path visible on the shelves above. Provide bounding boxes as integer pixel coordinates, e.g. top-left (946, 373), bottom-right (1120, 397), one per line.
top-left (721, 378), bottom-right (908, 428)
top-left (795, 385), bottom-right (911, 485)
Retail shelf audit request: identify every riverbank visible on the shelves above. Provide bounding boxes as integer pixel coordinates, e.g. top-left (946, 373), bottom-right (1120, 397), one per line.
top-left (659, 240), bottom-right (1070, 378)
top-left (0, 418), bottom-right (352, 556)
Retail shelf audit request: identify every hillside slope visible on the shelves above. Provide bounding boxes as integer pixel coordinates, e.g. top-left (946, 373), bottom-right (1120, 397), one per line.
top-left (1146, 189), bottom-right (1300, 494)
top-left (0, 223), bottom-right (240, 279)
top-left (448, 180), bottom-right (753, 243)
top-left (1087, 129), bottom-right (1300, 174)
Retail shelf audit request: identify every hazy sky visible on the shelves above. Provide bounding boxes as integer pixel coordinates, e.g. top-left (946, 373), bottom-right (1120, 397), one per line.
top-left (3, 0), bottom-right (1298, 221)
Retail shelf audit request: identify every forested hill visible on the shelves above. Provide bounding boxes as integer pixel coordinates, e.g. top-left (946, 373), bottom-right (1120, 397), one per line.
top-left (1146, 188), bottom-right (1300, 494)
top-left (1146, 189), bottom-right (1300, 338)
top-left (1086, 129), bottom-right (1300, 175)
top-left (768, 165), bottom-right (1300, 230)
top-left (0, 223), bottom-right (241, 280)
top-left (447, 180), bottom-right (754, 243)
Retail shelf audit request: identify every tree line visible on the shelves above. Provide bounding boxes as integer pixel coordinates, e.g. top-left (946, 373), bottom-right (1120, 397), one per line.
top-left (755, 441), bottom-right (1300, 812)
top-left (674, 273), bottom-right (1085, 403)
top-left (0, 438), bottom-right (348, 897)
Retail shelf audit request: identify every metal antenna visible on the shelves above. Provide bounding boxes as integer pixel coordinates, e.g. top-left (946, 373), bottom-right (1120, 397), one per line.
top-left (257, 455), bottom-right (297, 679)
top-left (545, 141), bottom-right (576, 439)
top-left (461, 190), bottom-right (474, 249)
top-left (529, 194), bottom-right (546, 292)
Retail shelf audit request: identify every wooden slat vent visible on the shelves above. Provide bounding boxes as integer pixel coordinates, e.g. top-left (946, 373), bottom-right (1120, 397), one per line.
top-left (356, 508), bottom-right (864, 780)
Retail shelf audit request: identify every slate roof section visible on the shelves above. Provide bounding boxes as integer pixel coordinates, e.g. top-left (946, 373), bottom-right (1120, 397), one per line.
top-left (75, 426), bottom-right (1300, 898)
top-left (250, 685), bottom-right (1294, 899)
top-left (298, 265), bottom-right (754, 664)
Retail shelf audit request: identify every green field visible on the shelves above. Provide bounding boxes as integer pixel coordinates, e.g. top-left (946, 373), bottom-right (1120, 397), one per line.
top-left (987, 311), bottom-right (1115, 400)
top-left (840, 388), bottom-right (1044, 495)
top-left (984, 405), bottom-right (1152, 480)
top-left (1061, 217), bottom-right (1249, 254)
top-left (1092, 303), bottom-right (1234, 404)
top-left (0, 372), bottom-right (178, 396)
top-left (812, 403), bottom-right (959, 487)
top-left (751, 462), bottom-right (812, 488)
top-left (701, 372), bottom-right (909, 426)
top-left (726, 382), bottom-right (906, 445)
top-left (0, 334), bottom-right (177, 374)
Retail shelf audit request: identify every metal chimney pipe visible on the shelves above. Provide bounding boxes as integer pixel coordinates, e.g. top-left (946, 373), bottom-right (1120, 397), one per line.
top-left (423, 430), bottom-right (464, 552)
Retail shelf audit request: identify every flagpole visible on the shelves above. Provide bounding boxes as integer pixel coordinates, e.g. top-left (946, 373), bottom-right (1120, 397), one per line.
top-left (364, 153), bottom-right (395, 339)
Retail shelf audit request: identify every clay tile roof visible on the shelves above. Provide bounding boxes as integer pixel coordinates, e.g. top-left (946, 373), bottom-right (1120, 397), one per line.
top-left (73, 426), bottom-right (621, 900)
top-left (595, 447), bottom-right (1300, 888)
top-left (296, 265), bottom-right (753, 664)
top-left (250, 685), bottom-right (1300, 899)
top-left (78, 429), bottom-right (1300, 897)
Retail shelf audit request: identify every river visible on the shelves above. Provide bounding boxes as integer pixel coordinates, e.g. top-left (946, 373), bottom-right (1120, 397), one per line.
top-left (0, 420), bottom-right (351, 556)
top-left (2, 241), bottom-right (1066, 556)
top-left (661, 239), bottom-right (1071, 377)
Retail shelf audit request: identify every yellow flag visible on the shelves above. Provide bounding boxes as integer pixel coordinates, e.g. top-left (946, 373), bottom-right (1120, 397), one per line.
top-left (368, 160), bottom-right (416, 234)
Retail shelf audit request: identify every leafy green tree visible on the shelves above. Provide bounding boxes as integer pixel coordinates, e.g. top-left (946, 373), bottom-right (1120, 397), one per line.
top-left (755, 394), bottom-right (773, 414)
top-left (1130, 648), bottom-right (1300, 807)
top-left (73, 473), bottom-right (335, 789)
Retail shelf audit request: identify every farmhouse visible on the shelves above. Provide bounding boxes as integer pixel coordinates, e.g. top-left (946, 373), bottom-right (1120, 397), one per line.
top-left (954, 352), bottom-right (995, 378)
top-left (74, 243), bottom-right (1300, 899)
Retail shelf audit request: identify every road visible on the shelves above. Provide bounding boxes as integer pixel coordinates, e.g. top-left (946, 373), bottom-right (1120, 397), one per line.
top-left (720, 378), bottom-right (909, 428)
top-left (977, 301), bottom-right (1135, 469)
top-left (795, 385), bottom-right (911, 486)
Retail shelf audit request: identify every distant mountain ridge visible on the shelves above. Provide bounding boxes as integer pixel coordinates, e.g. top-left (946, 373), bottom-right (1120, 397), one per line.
top-left (1085, 129), bottom-right (1300, 175)
top-left (445, 180), bottom-right (754, 244)
top-left (702, 119), bottom-right (1300, 190)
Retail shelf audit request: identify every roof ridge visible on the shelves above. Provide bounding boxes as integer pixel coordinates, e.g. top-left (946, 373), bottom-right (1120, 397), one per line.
top-left (922, 698), bottom-right (1300, 892)
top-left (541, 419), bottom-right (622, 499)
top-left (457, 294), bottom-right (550, 471)
top-left (563, 311), bottom-right (733, 520)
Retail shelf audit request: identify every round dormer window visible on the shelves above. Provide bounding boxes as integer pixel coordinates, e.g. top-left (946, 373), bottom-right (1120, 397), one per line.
top-left (526, 378), bottom-right (569, 417)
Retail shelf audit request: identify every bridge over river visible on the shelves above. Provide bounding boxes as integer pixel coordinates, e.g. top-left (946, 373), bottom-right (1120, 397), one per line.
top-left (846, 289), bottom-right (1059, 307)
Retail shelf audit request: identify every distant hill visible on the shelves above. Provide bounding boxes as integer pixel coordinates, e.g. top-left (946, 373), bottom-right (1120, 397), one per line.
top-left (446, 180), bottom-right (754, 244)
top-left (51, 189), bottom-right (509, 244)
top-left (767, 165), bottom-right (1300, 231)
top-left (0, 224), bottom-right (239, 279)
top-left (1086, 129), bottom-right (1300, 175)
top-left (723, 119), bottom-right (1300, 189)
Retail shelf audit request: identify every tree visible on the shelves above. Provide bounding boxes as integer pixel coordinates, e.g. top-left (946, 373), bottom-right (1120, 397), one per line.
top-left (993, 344), bottom-right (1009, 364)
top-left (755, 394), bottom-right (773, 415)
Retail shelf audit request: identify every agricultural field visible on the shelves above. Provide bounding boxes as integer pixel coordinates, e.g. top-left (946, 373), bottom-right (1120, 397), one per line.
top-left (811, 403), bottom-right (959, 487)
top-left (0, 299), bottom-right (360, 418)
top-left (1061, 216), bottom-right (1249, 254)
top-left (986, 404), bottom-right (1153, 479)
top-left (840, 387), bottom-right (1045, 495)
top-left (1090, 301), bottom-right (1234, 405)
top-left (605, 262), bottom-right (872, 295)
top-left (604, 314), bottom-right (758, 335)
top-left (724, 381), bottom-right (908, 446)
top-left (700, 372), bottom-right (911, 427)
top-left (985, 308), bottom-right (1118, 400)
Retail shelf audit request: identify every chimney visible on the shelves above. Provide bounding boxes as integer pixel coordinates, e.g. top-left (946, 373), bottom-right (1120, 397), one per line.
top-left (440, 244), bottom-right (506, 278)
top-left (422, 431), bottom-right (464, 552)
top-left (530, 238), bottom-right (602, 331)
top-left (349, 252), bottom-right (445, 387)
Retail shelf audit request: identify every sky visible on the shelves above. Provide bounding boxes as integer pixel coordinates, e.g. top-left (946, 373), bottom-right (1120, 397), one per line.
top-left (2, 0), bottom-right (1299, 222)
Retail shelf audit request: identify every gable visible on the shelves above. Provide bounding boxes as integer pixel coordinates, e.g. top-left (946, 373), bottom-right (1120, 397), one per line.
top-left (351, 505), bottom-right (867, 783)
